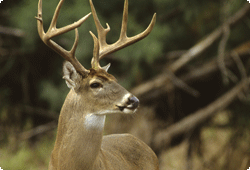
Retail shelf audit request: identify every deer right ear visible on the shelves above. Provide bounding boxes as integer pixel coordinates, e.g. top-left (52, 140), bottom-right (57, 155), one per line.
top-left (63, 61), bottom-right (82, 91)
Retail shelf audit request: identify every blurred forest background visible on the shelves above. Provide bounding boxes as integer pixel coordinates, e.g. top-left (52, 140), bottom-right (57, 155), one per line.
top-left (0, 0), bottom-right (250, 169)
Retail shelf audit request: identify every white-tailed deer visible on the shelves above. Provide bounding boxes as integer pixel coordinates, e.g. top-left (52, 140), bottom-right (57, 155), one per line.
top-left (36, 0), bottom-right (158, 169)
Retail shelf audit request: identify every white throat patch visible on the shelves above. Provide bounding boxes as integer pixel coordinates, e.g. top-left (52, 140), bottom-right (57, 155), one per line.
top-left (84, 114), bottom-right (106, 130)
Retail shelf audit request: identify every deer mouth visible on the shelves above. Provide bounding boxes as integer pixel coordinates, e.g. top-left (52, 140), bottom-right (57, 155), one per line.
top-left (116, 95), bottom-right (139, 113)
top-left (116, 105), bottom-right (138, 114)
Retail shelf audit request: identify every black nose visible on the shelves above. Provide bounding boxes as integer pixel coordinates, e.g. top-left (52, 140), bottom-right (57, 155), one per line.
top-left (128, 96), bottom-right (139, 109)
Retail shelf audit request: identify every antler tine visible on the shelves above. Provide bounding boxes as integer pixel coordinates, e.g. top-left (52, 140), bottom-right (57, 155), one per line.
top-left (89, 0), bottom-right (156, 69)
top-left (89, 0), bottom-right (111, 70)
top-left (120, 0), bottom-right (129, 40)
top-left (99, 0), bottom-right (157, 60)
top-left (36, 0), bottom-right (45, 39)
top-left (35, 0), bottom-right (91, 77)
top-left (89, 0), bottom-right (110, 47)
top-left (89, 31), bottom-right (101, 69)
top-left (48, 0), bottom-right (64, 34)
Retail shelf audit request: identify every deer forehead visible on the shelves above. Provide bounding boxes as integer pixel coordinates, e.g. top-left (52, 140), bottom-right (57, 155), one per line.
top-left (87, 69), bottom-right (117, 83)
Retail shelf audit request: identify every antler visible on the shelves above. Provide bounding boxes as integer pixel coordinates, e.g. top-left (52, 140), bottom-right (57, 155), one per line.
top-left (35, 0), bottom-right (91, 77)
top-left (89, 0), bottom-right (156, 70)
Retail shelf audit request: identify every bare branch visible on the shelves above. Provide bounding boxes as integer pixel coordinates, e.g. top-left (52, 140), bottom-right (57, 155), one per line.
top-left (231, 51), bottom-right (249, 100)
top-left (19, 121), bottom-right (57, 141)
top-left (153, 77), bottom-right (250, 151)
top-left (166, 70), bottom-right (200, 97)
top-left (231, 51), bottom-right (248, 83)
top-left (217, 24), bottom-right (230, 84)
top-left (132, 4), bottom-right (250, 98)
top-left (169, 28), bottom-right (222, 73)
top-left (166, 50), bottom-right (187, 60)
top-left (0, 25), bottom-right (25, 37)
top-left (21, 105), bottom-right (58, 120)
top-left (170, 3), bottom-right (250, 73)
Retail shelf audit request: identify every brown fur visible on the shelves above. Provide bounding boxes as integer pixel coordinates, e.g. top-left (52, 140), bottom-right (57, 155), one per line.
top-left (48, 65), bottom-right (159, 170)
top-left (88, 68), bottom-right (117, 81)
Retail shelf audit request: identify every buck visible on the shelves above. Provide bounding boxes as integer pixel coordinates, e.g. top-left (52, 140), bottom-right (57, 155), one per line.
top-left (36, 0), bottom-right (158, 169)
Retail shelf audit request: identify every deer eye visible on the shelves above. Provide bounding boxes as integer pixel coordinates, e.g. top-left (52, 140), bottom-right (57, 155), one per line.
top-left (90, 82), bottom-right (102, 89)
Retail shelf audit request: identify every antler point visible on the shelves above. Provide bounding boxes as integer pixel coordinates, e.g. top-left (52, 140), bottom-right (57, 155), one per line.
top-left (35, 16), bottom-right (43, 22)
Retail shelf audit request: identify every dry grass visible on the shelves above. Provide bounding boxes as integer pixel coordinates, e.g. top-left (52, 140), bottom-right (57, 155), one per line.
top-left (159, 111), bottom-right (250, 170)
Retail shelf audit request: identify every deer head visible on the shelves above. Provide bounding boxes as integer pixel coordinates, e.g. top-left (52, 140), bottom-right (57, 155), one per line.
top-left (36, 0), bottom-right (156, 116)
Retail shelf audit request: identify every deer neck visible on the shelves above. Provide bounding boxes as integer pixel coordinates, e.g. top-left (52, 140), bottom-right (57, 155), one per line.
top-left (51, 90), bottom-right (105, 169)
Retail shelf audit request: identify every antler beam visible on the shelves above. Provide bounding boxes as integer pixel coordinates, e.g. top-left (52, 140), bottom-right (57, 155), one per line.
top-left (35, 0), bottom-right (91, 77)
top-left (89, 0), bottom-right (156, 70)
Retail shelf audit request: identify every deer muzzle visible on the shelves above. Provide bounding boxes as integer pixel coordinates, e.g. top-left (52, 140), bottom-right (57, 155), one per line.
top-left (116, 94), bottom-right (139, 114)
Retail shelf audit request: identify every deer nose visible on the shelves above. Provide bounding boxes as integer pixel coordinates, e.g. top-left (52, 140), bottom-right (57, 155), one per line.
top-left (127, 96), bottom-right (139, 109)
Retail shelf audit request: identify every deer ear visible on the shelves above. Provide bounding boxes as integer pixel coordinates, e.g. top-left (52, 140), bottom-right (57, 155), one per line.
top-left (63, 61), bottom-right (81, 91)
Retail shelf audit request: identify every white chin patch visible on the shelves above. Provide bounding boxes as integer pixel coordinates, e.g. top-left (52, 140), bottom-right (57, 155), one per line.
top-left (123, 108), bottom-right (137, 114)
top-left (92, 108), bottom-right (136, 115)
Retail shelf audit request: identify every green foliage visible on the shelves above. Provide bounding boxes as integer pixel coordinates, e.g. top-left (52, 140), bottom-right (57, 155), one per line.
top-left (39, 79), bottom-right (68, 111)
top-left (0, 136), bottom-right (54, 170)
top-left (9, 0), bottom-right (42, 53)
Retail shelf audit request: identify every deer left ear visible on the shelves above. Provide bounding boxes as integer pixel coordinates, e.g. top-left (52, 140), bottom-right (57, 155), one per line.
top-left (63, 61), bottom-right (81, 91)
